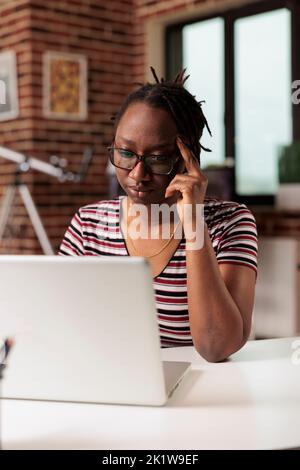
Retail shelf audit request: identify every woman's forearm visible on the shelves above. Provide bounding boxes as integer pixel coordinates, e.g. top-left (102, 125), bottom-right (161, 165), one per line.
top-left (186, 223), bottom-right (245, 362)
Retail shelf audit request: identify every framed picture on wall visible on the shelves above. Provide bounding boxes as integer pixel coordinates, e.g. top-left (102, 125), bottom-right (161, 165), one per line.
top-left (43, 51), bottom-right (88, 120)
top-left (0, 50), bottom-right (19, 121)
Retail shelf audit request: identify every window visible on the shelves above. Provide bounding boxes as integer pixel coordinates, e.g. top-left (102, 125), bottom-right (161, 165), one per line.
top-left (235, 9), bottom-right (292, 195)
top-left (166, 0), bottom-right (300, 203)
top-left (182, 18), bottom-right (224, 168)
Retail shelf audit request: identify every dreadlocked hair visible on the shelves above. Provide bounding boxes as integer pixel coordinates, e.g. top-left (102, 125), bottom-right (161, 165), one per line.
top-left (111, 67), bottom-right (212, 164)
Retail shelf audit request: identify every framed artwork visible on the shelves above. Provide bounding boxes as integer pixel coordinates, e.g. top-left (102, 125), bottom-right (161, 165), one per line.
top-left (43, 51), bottom-right (88, 120)
top-left (0, 50), bottom-right (19, 121)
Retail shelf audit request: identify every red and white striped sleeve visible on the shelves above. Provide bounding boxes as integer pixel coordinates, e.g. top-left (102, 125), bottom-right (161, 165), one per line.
top-left (58, 210), bottom-right (85, 256)
top-left (216, 204), bottom-right (258, 276)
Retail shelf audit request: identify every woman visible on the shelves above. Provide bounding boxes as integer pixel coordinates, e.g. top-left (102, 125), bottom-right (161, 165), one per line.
top-left (59, 69), bottom-right (258, 362)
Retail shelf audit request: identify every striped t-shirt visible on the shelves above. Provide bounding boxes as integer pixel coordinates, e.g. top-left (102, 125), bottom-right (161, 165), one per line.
top-left (59, 196), bottom-right (258, 348)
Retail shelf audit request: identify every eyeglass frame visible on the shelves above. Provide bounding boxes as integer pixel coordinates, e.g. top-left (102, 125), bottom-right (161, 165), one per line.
top-left (107, 145), bottom-right (181, 175)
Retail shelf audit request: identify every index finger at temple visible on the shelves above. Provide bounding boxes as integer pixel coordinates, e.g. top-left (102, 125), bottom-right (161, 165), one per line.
top-left (176, 137), bottom-right (200, 175)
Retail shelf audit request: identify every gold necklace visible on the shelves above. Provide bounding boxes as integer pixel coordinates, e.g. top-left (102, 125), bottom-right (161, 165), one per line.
top-left (125, 219), bottom-right (182, 259)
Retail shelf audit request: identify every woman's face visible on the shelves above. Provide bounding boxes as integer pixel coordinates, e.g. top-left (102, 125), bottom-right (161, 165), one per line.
top-left (114, 102), bottom-right (184, 206)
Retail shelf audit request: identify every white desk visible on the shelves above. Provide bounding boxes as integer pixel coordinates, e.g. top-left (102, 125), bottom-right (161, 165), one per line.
top-left (1, 337), bottom-right (300, 450)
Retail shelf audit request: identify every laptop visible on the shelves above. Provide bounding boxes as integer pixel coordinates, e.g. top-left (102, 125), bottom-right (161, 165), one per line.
top-left (0, 256), bottom-right (190, 406)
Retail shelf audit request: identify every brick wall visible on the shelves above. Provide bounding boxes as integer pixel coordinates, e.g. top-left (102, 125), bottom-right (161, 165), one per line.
top-left (0, 0), bottom-right (252, 254)
top-left (0, 0), bottom-right (135, 253)
top-left (0, 0), bottom-right (34, 252)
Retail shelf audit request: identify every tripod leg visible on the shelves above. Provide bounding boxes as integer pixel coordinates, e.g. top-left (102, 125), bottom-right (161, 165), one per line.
top-left (18, 184), bottom-right (54, 255)
top-left (0, 185), bottom-right (16, 242)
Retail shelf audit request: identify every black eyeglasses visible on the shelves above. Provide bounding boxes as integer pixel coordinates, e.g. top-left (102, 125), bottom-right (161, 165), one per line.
top-left (107, 146), bottom-right (180, 175)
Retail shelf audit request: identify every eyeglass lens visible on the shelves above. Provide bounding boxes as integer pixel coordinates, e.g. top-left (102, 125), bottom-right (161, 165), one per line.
top-left (111, 148), bottom-right (174, 175)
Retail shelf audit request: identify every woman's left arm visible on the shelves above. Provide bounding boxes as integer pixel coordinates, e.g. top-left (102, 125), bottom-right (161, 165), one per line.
top-left (165, 137), bottom-right (257, 362)
top-left (185, 225), bottom-right (256, 362)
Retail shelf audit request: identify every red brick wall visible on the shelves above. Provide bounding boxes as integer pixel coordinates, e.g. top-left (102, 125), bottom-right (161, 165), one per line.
top-left (0, 0), bottom-right (135, 253)
top-left (0, 0), bottom-right (34, 252)
top-left (0, 0), bottom-right (250, 254)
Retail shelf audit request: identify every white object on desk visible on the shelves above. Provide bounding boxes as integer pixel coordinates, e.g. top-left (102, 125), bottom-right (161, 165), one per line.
top-left (1, 337), bottom-right (300, 450)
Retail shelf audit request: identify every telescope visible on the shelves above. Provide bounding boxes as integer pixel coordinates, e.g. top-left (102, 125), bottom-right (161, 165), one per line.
top-left (0, 146), bottom-right (94, 254)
